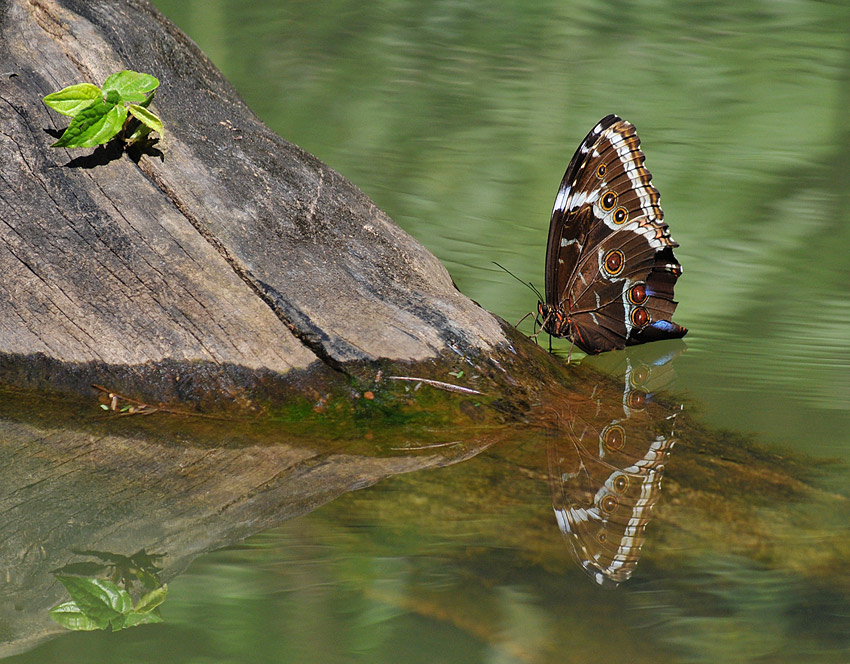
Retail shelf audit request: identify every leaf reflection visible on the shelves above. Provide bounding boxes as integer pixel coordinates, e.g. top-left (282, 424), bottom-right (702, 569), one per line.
top-left (49, 549), bottom-right (167, 632)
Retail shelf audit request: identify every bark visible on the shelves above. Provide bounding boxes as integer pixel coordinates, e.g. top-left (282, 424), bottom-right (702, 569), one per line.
top-left (0, 1), bottom-right (541, 653)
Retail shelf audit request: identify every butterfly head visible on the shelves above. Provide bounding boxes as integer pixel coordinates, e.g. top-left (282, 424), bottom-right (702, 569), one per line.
top-left (537, 301), bottom-right (572, 338)
top-left (538, 301), bottom-right (599, 354)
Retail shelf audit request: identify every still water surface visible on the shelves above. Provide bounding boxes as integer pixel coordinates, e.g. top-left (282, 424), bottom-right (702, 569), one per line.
top-left (8, 0), bottom-right (850, 662)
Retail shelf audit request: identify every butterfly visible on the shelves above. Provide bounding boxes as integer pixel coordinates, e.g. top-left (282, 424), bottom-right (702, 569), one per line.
top-left (537, 114), bottom-right (687, 354)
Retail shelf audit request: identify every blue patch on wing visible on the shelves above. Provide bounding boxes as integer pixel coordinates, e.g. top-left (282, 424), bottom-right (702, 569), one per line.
top-left (650, 320), bottom-right (677, 332)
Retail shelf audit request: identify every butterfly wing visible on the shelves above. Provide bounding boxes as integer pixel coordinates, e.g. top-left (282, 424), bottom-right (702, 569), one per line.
top-left (544, 115), bottom-right (621, 314)
top-left (543, 115), bottom-right (687, 353)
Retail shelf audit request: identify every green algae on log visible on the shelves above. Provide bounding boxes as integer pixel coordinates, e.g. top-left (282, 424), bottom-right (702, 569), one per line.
top-left (316, 357), bottom-right (850, 593)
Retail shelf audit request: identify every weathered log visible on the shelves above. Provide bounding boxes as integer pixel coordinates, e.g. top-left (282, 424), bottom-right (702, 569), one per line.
top-left (0, 2), bottom-right (535, 651)
top-left (0, 0), bottom-right (507, 405)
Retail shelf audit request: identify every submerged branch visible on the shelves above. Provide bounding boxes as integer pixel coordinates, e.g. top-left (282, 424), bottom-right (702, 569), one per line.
top-left (91, 384), bottom-right (234, 420)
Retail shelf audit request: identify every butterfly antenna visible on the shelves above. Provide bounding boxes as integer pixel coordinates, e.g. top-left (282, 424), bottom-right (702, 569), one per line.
top-left (492, 262), bottom-right (544, 302)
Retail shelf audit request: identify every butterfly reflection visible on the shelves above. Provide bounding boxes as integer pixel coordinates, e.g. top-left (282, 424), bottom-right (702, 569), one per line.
top-left (547, 344), bottom-right (683, 587)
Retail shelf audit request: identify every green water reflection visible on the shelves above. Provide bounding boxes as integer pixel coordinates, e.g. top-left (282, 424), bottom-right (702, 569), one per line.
top-left (6, 0), bottom-right (850, 662)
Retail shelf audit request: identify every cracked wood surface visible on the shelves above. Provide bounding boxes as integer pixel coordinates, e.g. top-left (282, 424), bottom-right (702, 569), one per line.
top-left (0, 0), bottom-right (506, 389)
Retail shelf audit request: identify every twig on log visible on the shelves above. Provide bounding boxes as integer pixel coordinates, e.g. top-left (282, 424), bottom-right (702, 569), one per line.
top-left (387, 376), bottom-right (483, 395)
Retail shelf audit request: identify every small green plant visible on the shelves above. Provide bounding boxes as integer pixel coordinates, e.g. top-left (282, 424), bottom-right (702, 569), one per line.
top-left (42, 70), bottom-right (163, 148)
top-left (49, 549), bottom-right (167, 631)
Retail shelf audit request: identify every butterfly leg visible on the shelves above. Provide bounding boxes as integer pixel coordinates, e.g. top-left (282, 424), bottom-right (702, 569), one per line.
top-left (528, 312), bottom-right (547, 343)
top-left (515, 311), bottom-right (535, 329)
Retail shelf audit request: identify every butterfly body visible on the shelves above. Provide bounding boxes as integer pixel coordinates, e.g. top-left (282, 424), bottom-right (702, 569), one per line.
top-left (540, 115), bottom-right (687, 354)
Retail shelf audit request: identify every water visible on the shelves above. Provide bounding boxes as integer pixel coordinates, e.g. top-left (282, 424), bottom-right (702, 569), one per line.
top-left (6, 0), bottom-right (850, 662)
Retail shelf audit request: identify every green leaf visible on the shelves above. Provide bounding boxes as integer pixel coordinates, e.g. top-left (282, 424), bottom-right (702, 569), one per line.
top-left (136, 569), bottom-right (161, 590)
top-left (138, 90), bottom-right (156, 109)
top-left (127, 104), bottom-right (163, 136)
top-left (52, 100), bottom-right (128, 148)
top-left (42, 83), bottom-right (102, 117)
top-left (102, 70), bottom-right (159, 104)
top-left (126, 124), bottom-right (152, 142)
top-left (50, 600), bottom-right (104, 631)
top-left (55, 575), bottom-right (133, 625)
top-left (117, 610), bottom-right (164, 629)
top-left (134, 585), bottom-right (167, 613)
